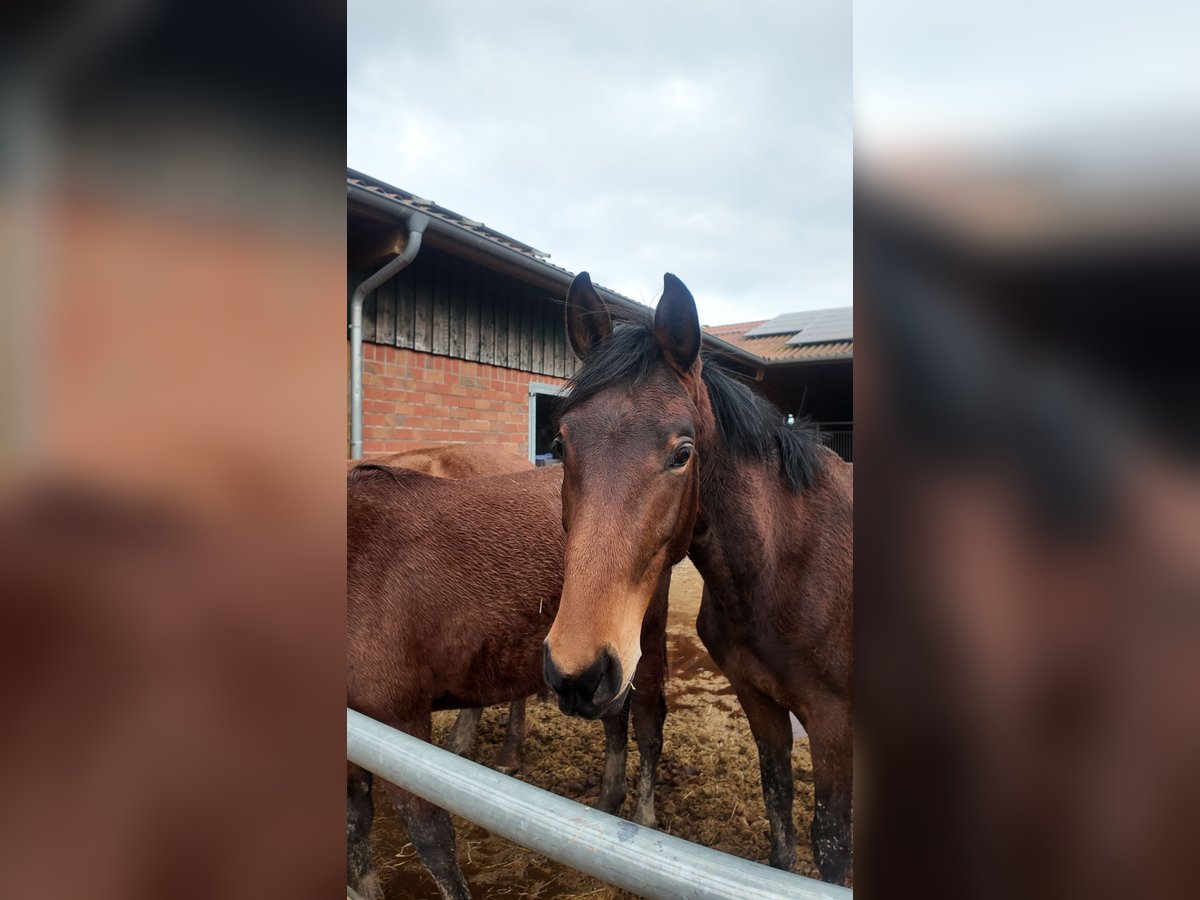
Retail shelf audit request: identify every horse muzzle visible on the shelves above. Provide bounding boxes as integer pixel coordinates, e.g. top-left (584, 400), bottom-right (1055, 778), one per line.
top-left (542, 642), bottom-right (625, 719)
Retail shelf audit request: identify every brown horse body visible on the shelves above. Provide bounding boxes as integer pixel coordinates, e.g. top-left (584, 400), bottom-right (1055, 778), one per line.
top-left (545, 272), bottom-right (853, 883)
top-left (352, 443), bottom-right (535, 770)
top-left (346, 464), bottom-right (668, 900)
top-left (690, 429), bottom-right (853, 882)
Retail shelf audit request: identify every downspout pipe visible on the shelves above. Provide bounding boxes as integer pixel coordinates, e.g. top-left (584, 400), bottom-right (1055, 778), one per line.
top-left (349, 212), bottom-right (429, 460)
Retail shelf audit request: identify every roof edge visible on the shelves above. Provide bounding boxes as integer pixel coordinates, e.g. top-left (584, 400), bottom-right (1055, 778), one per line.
top-left (348, 178), bottom-right (767, 372)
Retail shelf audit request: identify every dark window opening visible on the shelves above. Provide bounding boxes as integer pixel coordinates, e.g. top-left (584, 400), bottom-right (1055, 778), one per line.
top-left (532, 391), bottom-right (566, 466)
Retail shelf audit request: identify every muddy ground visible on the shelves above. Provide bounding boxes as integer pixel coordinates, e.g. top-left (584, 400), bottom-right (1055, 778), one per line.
top-left (369, 559), bottom-right (823, 898)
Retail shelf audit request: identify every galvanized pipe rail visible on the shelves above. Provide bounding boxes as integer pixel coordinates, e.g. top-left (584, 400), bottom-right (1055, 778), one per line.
top-left (347, 708), bottom-right (851, 900)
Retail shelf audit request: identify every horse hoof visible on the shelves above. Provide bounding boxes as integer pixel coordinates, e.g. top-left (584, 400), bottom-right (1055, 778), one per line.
top-left (594, 797), bottom-right (623, 816)
top-left (351, 873), bottom-right (383, 900)
top-left (816, 859), bottom-right (851, 886)
top-left (494, 754), bottom-right (521, 775)
top-left (631, 809), bottom-right (657, 829)
top-left (768, 850), bottom-right (797, 872)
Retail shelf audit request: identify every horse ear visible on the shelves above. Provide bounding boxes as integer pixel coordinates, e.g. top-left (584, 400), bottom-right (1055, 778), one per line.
top-left (565, 271), bottom-right (612, 360)
top-left (654, 273), bottom-right (701, 374)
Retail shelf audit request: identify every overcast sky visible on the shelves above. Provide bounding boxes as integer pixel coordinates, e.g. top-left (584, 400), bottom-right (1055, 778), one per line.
top-left (855, 1), bottom-right (1200, 167)
top-left (347, 1), bottom-right (850, 327)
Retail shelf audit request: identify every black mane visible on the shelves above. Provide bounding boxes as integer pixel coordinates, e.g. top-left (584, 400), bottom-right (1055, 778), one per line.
top-left (559, 323), bottom-right (825, 491)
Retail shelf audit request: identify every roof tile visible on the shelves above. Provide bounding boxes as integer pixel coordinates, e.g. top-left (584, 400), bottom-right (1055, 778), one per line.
top-left (704, 321), bottom-right (852, 362)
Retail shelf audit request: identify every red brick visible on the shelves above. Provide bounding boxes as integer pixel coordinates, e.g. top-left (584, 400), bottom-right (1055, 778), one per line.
top-left (358, 343), bottom-right (550, 457)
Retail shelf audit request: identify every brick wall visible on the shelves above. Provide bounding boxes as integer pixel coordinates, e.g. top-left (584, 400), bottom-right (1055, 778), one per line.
top-left (359, 342), bottom-right (568, 458)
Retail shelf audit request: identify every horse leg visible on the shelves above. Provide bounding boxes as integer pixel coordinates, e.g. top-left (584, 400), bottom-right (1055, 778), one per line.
top-left (347, 763), bottom-right (381, 900)
top-left (630, 573), bottom-right (669, 827)
top-left (493, 698), bottom-right (527, 775)
top-left (630, 673), bottom-right (666, 827)
top-left (444, 707), bottom-right (483, 757)
top-left (806, 693), bottom-right (853, 885)
top-left (382, 714), bottom-right (470, 900)
top-left (738, 688), bottom-right (798, 871)
top-left (596, 695), bottom-right (630, 814)
top-left (384, 784), bottom-right (470, 900)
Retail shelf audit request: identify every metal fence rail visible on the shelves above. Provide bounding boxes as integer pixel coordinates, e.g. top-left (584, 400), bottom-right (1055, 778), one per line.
top-left (347, 709), bottom-right (851, 900)
top-left (816, 423), bottom-right (853, 463)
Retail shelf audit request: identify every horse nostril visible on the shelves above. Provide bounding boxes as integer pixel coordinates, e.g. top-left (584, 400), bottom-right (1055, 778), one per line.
top-left (566, 651), bottom-right (603, 701)
top-left (542, 642), bottom-right (564, 693)
top-left (594, 649), bottom-right (623, 706)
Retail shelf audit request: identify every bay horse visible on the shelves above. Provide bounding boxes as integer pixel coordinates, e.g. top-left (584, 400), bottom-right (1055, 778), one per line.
top-left (543, 272), bottom-right (853, 884)
top-left (350, 443), bottom-right (534, 771)
top-left (347, 464), bottom-right (669, 900)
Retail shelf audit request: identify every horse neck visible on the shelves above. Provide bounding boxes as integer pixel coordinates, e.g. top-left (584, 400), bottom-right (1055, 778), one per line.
top-left (691, 394), bottom-right (783, 597)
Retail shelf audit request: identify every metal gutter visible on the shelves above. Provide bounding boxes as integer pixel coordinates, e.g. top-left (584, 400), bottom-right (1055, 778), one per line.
top-left (757, 352), bottom-right (855, 367)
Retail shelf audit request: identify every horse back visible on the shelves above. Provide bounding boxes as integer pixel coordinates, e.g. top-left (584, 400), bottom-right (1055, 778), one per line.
top-left (347, 464), bottom-right (566, 629)
top-left (350, 443), bottom-right (533, 478)
top-left (347, 465), bottom-right (566, 715)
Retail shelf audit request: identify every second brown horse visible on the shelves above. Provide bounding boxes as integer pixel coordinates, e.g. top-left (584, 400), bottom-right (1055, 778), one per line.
top-left (351, 444), bottom-right (533, 771)
top-left (347, 463), bottom-right (669, 900)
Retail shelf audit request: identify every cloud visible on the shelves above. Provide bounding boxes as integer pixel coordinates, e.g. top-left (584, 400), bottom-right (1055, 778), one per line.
top-left (348, 0), bottom-right (851, 324)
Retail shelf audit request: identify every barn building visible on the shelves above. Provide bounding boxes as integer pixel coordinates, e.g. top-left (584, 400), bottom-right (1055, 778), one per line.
top-left (704, 309), bottom-right (853, 461)
top-left (347, 169), bottom-right (852, 462)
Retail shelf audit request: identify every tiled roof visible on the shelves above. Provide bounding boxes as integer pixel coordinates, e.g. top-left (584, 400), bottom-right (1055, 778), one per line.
top-left (704, 320), bottom-right (767, 336)
top-left (704, 316), bottom-right (853, 362)
top-left (348, 169), bottom-right (554, 261)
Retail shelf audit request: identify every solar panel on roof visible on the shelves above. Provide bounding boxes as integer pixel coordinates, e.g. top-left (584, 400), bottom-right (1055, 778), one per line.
top-left (745, 312), bottom-right (813, 337)
top-left (786, 311), bottom-right (853, 346)
top-left (743, 307), bottom-right (853, 344)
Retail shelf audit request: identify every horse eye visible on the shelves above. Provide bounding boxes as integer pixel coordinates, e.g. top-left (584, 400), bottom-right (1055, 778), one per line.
top-left (550, 437), bottom-right (564, 459)
top-left (669, 445), bottom-right (693, 469)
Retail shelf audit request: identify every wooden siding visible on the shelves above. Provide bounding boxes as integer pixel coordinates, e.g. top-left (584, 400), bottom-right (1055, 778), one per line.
top-left (350, 245), bottom-right (580, 380)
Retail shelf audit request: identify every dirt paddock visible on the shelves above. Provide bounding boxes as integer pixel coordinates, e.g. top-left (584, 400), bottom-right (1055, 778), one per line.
top-left (369, 559), bottom-right (824, 898)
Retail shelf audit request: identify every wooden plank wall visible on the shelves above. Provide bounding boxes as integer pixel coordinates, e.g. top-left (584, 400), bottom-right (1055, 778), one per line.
top-left (349, 245), bottom-right (580, 379)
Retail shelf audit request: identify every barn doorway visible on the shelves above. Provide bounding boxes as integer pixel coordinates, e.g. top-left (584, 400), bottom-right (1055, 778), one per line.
top-left (528, 382), bottom-right (569, 466)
